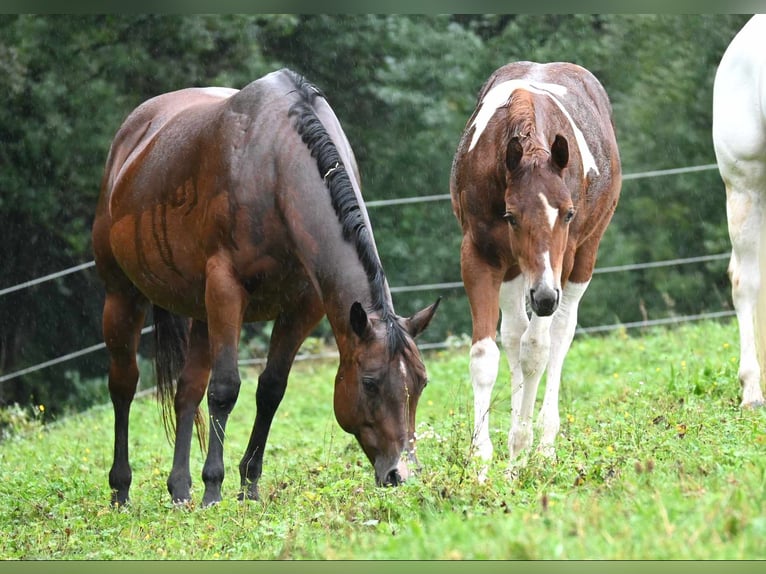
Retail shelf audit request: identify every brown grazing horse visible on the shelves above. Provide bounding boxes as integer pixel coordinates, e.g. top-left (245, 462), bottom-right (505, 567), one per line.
top-left (450, 61), bottom-right (621, 478)
top-left (92, 68), bottom-right (439, 507)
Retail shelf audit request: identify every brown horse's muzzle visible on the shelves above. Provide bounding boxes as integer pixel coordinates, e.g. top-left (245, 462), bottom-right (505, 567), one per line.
top-left (375, 449), bottom-right (419, 487)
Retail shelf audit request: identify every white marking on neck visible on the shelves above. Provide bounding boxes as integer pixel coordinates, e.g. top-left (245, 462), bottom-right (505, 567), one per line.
top-left (398, 358), bottom-right (409, 381)
top-left (539, 192), bottom-right (558, 229)
top-left (468, 79), bottom-right (599, 179)
top-left (199, 87), bottom-right (238, 99)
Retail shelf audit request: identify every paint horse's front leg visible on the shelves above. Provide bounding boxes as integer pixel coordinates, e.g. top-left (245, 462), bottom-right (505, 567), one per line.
top-left (507, 308), bottom-right (552, 473)
top-left (498, 277), bottom-right (530, 466)
top-left (535, 280), bottom-right (589, 458)
top-left (463, 244), bottom-right (502, 479)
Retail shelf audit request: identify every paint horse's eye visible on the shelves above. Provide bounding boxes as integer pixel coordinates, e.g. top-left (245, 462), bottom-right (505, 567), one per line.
top-left (503, 211), bottom-right (519, 228)
top-left (564, 208), bottom-right (576, 223)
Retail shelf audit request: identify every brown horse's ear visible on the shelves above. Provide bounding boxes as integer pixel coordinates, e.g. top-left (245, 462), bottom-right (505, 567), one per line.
top-left (405, 297), bottom-right (441, 338)
top-left (551, 134), bottom-right (569, 170)
top-left (505, 137), bottom-right (523, 172)
top-left (350, 302), bottom-right (372, 339)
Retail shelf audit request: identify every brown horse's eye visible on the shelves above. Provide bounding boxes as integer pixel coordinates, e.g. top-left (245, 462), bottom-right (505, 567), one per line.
top-left (503, 211), bottom-right (519, 228)
top-left (362, 377), bottom-right (378, 394)
top-left (564, 208), bottom-right (576, 223)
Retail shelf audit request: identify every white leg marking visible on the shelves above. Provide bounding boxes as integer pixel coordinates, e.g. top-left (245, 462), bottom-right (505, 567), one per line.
top-left (469, 338), bottom-right (500, 465)
top-left (499, 277), bottom-right (530, 443)
top-left (536, 280), bottom-right (590, 458)
top-left (508, 311), bottom-right (553, 467)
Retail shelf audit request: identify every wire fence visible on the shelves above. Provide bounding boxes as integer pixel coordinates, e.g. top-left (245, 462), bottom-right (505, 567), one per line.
top-left (0, 162), bottom-right (731, 382)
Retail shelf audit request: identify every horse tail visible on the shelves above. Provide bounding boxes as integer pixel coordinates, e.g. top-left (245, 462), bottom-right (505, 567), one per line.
top-left (152, 305), bottom-right (198, 447)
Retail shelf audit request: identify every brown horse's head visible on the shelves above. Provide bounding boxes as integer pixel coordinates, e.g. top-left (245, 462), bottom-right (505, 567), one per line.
top-left (503, 134), bottom-right (575, 316)
top-left (333, 299), bottom-right (439, 487)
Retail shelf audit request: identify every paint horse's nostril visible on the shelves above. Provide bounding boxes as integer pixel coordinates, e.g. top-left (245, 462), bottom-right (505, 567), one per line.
top-left (530, 287), bottom-right (560, 317)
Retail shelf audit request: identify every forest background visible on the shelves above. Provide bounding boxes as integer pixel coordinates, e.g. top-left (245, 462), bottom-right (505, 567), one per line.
top-left (0, 14), bottom-right (749, 420)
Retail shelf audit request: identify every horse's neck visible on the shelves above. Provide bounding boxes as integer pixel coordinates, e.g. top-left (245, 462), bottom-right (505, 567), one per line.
top-left (284, 192), bottom-right (392, 341)
top-left (314, 249), bottom-right (391, 343)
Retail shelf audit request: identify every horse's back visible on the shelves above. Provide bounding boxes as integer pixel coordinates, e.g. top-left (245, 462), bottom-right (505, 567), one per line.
top-left (454, 61), bottom-right (618, 189)
top-left (102, 87), bottom-right (238, 210)
top-left (94, 69), bottom-right (361, 320)
top-left (714, 16), bottom-right (766, 176)
top-left (451, 60), bottom-right (620, 246)
top-left (499, 61), bottom-right (617, 165)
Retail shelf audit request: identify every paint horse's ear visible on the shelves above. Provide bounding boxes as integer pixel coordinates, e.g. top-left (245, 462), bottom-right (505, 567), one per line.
top-left (550, 134), bottom-right (569, 171)
top-left (505, 137), bottom-right (524, 172)
top-left (405, 297), bottom-right (441, 339)
top-left (350, 302), bottom-right (372, 339)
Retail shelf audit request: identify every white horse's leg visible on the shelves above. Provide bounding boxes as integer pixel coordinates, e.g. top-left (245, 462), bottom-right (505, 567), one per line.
top-left (536, 280), bottom-right (590, 458)
top-left (726, 187), bottom-right (766, 407)
top-left (498, 277), bottom-right (530, 452)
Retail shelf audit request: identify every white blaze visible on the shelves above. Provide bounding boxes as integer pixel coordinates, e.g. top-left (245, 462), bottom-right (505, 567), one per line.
top-left (540, 251), bottom-right (556, 289)
top-left (539, 192), bottom-right (558, 230)
top-left (467, 79), bottom-right (599, 179)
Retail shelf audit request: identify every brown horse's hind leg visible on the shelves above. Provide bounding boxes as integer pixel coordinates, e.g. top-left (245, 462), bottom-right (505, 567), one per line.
top-left (238, 297), bottom-right (323, 501)
top-left (200, 257), bottom-right (248, 507)
top-left (167, 319), bottom-right (211, 504)
top-left (102, 288), bottom-right (148, 506)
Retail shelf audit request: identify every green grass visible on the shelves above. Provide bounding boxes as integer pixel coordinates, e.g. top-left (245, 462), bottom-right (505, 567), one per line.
top-left (1, 319), bottom-right (765, 559)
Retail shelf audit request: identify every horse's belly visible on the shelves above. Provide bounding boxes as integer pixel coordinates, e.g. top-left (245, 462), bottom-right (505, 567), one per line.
top-left (109, 210), bottom-right (314, 322)
top-left (109, 212), bottom-right (209, 317)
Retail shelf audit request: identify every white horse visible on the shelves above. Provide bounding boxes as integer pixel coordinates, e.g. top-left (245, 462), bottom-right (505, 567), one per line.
top-left (712, 14), bottom-right (766, 408)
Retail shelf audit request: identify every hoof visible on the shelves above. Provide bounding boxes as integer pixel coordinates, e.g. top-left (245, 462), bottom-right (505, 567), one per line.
top-left (110, 492), bottom-right (130, 508)
top-left (503, 466), bottom-right (520, 481)
top-left (171, 498), bottom-right (193, 510)
top-left (476, 464), bottom-right (489, 484)
top-left (237, 489), bottom-right (260, 502)
top-left (536, 444), bottom-right (557, 460)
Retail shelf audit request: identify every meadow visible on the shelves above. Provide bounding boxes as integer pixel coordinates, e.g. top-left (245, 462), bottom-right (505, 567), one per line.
top-left (1, 318), bottom-right (764, 560)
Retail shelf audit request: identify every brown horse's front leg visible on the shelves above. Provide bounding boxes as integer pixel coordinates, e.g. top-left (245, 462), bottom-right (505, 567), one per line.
top-left (200, 259), bottom-right (247, 507)
top-left (167, 319), bottom-right (211, 504)
top-left (238, 296), bottom-right (323, 501)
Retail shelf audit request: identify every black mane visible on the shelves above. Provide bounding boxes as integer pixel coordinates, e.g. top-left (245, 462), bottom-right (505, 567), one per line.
top-left (284, 69), bottom-right (408, 353)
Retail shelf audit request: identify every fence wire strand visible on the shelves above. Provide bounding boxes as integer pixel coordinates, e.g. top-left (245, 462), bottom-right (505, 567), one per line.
top-left (0, 163), bottom-right (732, 383)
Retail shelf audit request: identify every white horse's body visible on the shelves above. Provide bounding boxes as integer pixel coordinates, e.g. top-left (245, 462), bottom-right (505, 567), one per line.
top-left (713, 14), bottom-right (766, 407)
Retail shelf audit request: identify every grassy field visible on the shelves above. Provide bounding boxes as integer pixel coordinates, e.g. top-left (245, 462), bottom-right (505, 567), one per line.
top-left (1, 318), bottom-right (765, 560)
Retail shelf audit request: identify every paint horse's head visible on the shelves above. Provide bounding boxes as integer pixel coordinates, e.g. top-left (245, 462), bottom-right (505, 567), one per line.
top-left (503, 133), bottom-right (575, 317)
top-left (333, 300), bottom-right (439, 487)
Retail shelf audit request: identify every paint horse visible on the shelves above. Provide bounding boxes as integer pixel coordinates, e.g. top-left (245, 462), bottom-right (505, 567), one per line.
top-left (450, 62), bottom-right (621, 477)
top-left (92, 68), bottom-right (440, 507)
top-left (713, 15), bottom-right (766, 408)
